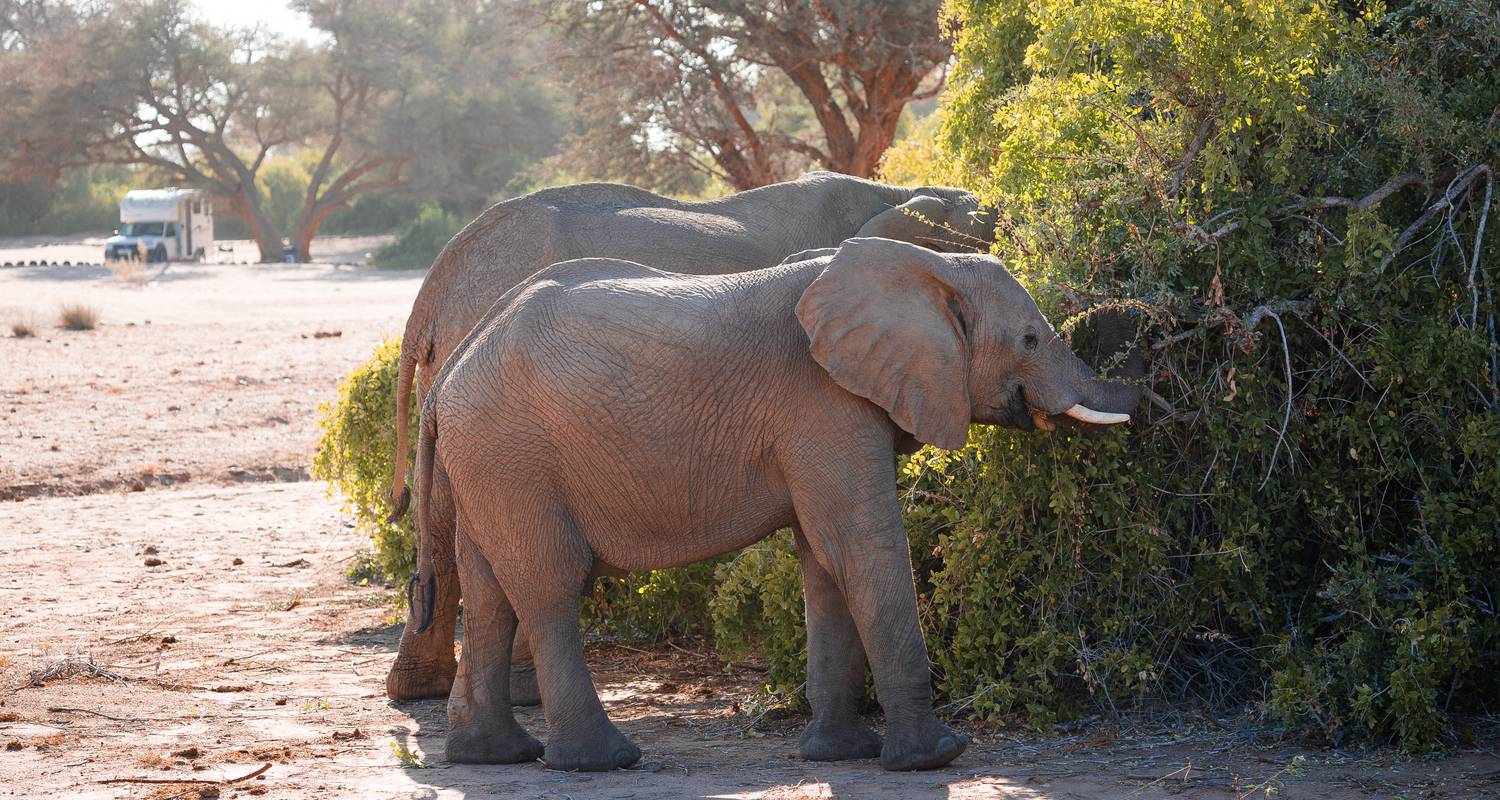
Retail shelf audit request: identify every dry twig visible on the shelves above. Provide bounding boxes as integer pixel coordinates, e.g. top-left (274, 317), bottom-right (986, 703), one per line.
top-left (98, 762), bottom-right (271, 786)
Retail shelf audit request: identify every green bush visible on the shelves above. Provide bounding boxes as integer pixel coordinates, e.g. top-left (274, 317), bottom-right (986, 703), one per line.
top-left (584, 561), bottom-right (725, 642)
top-left (311, 338), bottom-right (418, 588)
top-left (710, 532), bottom-right (807, 698)
top-left (370, 204), bottom-right (467, 269)
top-left (717, 0), bottom-right (1499, 753)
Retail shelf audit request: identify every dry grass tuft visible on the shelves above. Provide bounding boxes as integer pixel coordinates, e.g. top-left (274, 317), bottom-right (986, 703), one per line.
top-left (58, 304), bottom-right (99, 331)
top-left (10, 317), bottom-right (35, 338)
top-left (105, 255), bottom-right (146, 285)
top-left (27, 655), bottom-right (124, 687)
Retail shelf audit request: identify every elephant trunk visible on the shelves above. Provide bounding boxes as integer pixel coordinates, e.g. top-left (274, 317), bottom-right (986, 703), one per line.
top-left (1035, 306), bottom-right (1146, 425)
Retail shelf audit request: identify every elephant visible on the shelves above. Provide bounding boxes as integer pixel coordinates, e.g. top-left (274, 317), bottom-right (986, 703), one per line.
top-left (405, 238), bottom-right (1139, 772)
top-left (385, 171), bottom-right (996, 703)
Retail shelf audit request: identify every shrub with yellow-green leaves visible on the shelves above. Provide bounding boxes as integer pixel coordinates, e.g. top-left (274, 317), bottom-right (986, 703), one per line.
top-left (717, 0), bottom-right (1500, 752)
top-left (312, 338), bottom-right (419, 588)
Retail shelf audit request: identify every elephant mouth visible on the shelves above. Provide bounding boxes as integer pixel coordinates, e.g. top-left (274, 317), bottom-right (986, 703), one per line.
top-left (977, 384), bottom-right (1041, 431)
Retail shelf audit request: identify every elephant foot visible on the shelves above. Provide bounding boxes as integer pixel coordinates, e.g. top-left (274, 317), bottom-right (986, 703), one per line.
top-left (543, 723), bottom-right (641, 772)
top-left (799, 716), bottom-right (882, 761)
top-left (385, 652), bottom-right (457, 701)
top-left (510, 662), bottom-right (541, 707)
top-left (445, 722), bottom-right (544, 764)
top-left (880, 717), bottom-right (968, 771)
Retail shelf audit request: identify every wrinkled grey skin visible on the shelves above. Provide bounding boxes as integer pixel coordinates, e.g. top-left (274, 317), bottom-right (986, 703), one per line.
top-left (409, 239), bottom-right (1140, 771)
top-left (386, 172), bottom-right (994, 703)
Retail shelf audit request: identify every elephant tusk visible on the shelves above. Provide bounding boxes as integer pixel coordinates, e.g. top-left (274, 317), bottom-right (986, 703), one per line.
top-left (1065, 404), bottom-right (1131, 425)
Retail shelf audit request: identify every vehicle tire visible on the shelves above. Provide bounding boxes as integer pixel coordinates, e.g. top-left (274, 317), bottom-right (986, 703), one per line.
top-left (150, 245), bottom-right (167, 263)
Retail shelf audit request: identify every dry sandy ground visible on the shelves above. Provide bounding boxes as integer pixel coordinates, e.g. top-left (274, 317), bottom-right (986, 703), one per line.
top-left (2, 240), bottom-right (1499, 799)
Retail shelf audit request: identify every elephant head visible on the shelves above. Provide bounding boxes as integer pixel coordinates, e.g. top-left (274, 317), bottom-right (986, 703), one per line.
top-left (855, 187), bottom-right (995, 254)
top-left (795, 238), bottom-right (1139, 450)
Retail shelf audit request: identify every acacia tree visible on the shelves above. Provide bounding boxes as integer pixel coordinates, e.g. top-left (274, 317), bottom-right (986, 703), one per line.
top-left (540, 0), bottom-right (951, 190)
top-left (0, 0), bottom-right (305, 260)
top-left (0, 0), bottom-right (561, 261)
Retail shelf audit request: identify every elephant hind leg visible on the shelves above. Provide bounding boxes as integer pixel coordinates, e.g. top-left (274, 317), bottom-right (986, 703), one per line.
top-left (479, 509), bottom-right (638, 772)
top-left (444, 527), bottom-right (542, 764)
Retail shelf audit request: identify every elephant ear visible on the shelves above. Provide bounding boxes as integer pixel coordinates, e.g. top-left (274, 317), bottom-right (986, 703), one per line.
top-left (795, 237), bottom-right (973, 450)
top-left (855, 195), bottom-right (951, 248)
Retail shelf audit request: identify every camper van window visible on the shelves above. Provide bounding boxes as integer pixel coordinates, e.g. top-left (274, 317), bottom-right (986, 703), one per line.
top-left (164, 223), bottom-right (177, 236)
top-left (192, 201), bottom-right (202, 214)
top-left (119, 222), bottom-right (165, 237)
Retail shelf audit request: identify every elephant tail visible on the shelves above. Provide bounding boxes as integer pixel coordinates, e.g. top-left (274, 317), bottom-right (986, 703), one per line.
top-left (407, 399), bottom-right (440, 634)
top-left (386, 325), bottom-right (427, 523)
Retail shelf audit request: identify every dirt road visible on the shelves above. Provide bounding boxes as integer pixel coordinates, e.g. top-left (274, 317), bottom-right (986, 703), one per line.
top-left (2, 245), bottom-right (1497, 799)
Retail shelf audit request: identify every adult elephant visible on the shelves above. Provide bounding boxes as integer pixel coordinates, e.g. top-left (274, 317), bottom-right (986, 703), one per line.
top-left (408, 239), bottom-right (1140, 771)
top-left (385, 172), bottom-right (995, 702)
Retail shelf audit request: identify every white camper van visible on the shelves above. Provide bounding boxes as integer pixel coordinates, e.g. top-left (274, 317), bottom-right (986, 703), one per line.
top-left (103, 188), bottom-right (214, 263)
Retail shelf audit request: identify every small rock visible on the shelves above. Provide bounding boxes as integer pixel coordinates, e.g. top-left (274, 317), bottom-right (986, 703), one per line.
top-left (144, 557), bottom-right (164, 567)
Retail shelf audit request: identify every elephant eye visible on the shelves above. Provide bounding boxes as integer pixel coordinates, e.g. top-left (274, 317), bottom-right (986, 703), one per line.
top-left (1023, 332), bottom-right (1039, 352)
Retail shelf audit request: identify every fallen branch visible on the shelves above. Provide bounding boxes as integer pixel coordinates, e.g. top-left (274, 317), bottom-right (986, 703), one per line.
top-left (1176, 171), bottom-right (1431, 251)
top-left (1259, 310), bottom-right (1295, 491)
top-left (99, 762), bottom-right (271, 786)
top-left (1382, 164), bottom-right (1489, 270)
top-left (1291, 172), bottom-right (1427, 211)
top-left (1152, 299), bottom-right (1312, 350)
top-left (1466, 167), bottom-right (1493, 328)
top-left (46, 706), bottom-right (164, 722)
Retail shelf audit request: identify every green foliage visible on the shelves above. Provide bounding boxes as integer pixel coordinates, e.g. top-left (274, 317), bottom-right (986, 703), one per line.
top-left (852, 0), bottom-right (1500, 750)
top-left (710, 532), bottom-right (808, 699)
top-left (0, 165), bottom-right (134, 236)
top-left (370, 204), bottom-right (467, 269)
top-left (721, 0), bottom-right (1498, 753)
top-left (584, 561), bottom-right (725, 642)
top-left (311, 338), bottom-right (418, 588)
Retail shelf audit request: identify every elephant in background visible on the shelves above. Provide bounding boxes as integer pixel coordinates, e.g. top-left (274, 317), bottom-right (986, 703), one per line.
top-left (386, 172), bottom-right (995, 702)
top-left (408, 238), bottom-right (1138, 771)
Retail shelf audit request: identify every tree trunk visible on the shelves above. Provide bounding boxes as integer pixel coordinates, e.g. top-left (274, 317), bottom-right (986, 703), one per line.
top-left (291, 203), bottom-right (339, 263)
top-left (231, 191), bottom-right (284, 263)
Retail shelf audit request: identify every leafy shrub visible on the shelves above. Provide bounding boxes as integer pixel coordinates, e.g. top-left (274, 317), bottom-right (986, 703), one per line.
top-left (721, 0), bottom-right (1499, 753)
top-left (584, 561), bottom-right (725, 642)
top-left (312, 338), bottom-right (418, 588)
top-left (710, 532), bottom-right (807, 698)
top-left (370, 204), bottom-right (467, 269)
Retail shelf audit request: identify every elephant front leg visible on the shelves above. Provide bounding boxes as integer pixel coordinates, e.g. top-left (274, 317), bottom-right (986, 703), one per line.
top-left (444, 532), bottom-right (543, 764)
top-left (793, 485), bottom-right (967, 771)
top-left (793, 528), bottom-right (882, 761)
